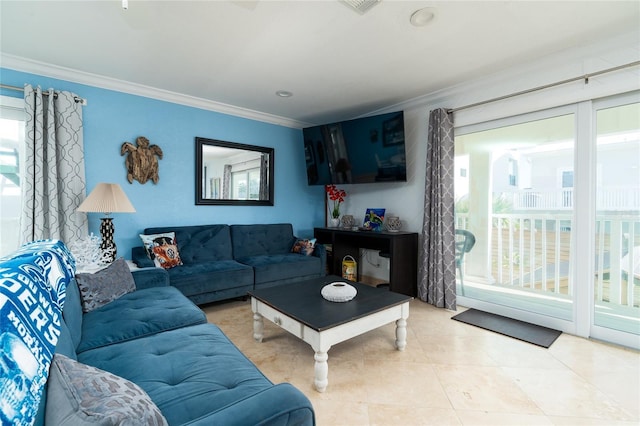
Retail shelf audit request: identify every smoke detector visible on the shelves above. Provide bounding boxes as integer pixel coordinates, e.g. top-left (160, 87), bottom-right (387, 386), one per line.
top-left (340, 0), bottom-right (382, 14)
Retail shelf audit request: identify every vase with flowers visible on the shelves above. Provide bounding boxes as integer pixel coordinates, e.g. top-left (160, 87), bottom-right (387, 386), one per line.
top-left (325, 184), bottom-right (346, 227)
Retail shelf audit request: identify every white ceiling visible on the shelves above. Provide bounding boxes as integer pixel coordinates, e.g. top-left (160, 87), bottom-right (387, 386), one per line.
top-left (1, 1), bottom-right (639, 127)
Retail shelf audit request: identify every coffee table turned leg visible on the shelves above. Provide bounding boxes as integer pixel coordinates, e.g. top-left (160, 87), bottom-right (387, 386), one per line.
top-left (313, 350), bottom-right (329, 392)
top-left (253, 312), bottom-right (264, 343)
top-left (395, 317), bottom-right (407, 351)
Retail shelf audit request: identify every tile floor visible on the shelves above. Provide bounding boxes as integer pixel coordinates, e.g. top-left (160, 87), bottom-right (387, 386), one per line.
top-left (203, 298), bottom-right (639, 426)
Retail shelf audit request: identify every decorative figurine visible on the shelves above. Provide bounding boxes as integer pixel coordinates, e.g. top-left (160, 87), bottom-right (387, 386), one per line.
top-left (121, 136), bottom-right (163, 184)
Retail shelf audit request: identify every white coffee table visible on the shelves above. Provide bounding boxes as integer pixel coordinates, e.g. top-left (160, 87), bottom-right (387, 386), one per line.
top-left (249, 276), bottom-right (411, 392)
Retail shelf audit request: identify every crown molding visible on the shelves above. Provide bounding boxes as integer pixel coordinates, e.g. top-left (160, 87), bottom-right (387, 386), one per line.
top-left (3, 29), bottom-right (637, 130)
top-left (0, 53), bottom-right (309, 129)
top-left (366, 30), bottom-right (640, 120)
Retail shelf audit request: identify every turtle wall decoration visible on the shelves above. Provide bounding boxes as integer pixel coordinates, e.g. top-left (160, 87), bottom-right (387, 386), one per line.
top-left (120, 136), bottom-right (163, 184)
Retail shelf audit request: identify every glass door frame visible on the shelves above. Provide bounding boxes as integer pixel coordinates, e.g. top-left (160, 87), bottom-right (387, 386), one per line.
top-left (589, 91), bottom-right (640, 349)
top-left (456, 103), bottom-right (581, 336)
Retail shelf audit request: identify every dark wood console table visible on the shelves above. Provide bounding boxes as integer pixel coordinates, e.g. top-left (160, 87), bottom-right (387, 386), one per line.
top-left (314, 227), bottom-right (418, 297)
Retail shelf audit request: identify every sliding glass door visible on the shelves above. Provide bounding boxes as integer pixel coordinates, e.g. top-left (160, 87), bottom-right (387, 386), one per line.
top-left (455, 92), bottom-right (640, 348)
top-left (455, 108), bottom-right (576, 326)
top-left (592, 95), bottom-right (640, 343)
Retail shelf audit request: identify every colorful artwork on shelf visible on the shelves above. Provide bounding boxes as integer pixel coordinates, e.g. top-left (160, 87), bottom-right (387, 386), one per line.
top-left (363, 208), bottom-right (386, 231)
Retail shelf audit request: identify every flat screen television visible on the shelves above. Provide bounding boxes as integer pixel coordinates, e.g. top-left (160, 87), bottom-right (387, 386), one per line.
top-left (303, 111), bottom-right (406, 185)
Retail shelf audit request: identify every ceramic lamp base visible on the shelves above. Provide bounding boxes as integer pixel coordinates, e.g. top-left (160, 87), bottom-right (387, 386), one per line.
top-left (100, 217), bottom-right (116, 262)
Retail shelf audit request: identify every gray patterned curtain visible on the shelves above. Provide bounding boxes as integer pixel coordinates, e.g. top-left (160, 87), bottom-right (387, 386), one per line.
top-left (417, 108), bottom-right (456, 309)
top-left (258, 153), bottom-right (268, 200)
top-left (21, 85), bottom-right (87, 244)
top-left (222, 164), bottom-right (232, 199)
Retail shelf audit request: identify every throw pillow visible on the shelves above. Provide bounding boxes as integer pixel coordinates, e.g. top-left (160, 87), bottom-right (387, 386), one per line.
top-left (291, 238), bottom-right (316, 256)
top-left (139, 232), bottom-right (183, 269)
top-left (75, 258), bottom-right (136, 313)
top-left (45, 353), bottom-right (168, 426)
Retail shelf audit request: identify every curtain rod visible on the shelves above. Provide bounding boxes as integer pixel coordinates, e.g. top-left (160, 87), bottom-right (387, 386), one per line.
top-left (0, 83), bottom-right (86, 104)
top-left (448, 60), bottom-right (640, 114)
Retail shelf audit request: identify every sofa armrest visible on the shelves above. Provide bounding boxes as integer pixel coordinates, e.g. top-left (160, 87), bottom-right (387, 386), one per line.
top-left (313, 242), bottom-right (327, 276)
top-left (131, 246), bottom-right (154, 268)
top-left (183, 383), bottom-right (315, 426)
top-left (132, 268), bottom-right (169, 290)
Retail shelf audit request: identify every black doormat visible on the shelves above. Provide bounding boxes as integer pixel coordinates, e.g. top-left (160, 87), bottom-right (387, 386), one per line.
top-left (451, 309), bottom-right (562, 348)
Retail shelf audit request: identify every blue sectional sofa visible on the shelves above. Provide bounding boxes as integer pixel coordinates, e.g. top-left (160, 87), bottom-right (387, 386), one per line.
top-left (132, 223), bottom-right (326, 305)
top-left (0, 240), bottom-right (314, 426)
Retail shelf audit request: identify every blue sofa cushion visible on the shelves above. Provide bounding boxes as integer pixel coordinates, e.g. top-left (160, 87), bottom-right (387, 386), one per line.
top-left (76, 286), bottom-right (206, 353)
top-left (144, 225), bottom-right (233, 264)
top-left (55, 320), bottom-right (77, 360)
top-left (62, 277), bottom-right (83, 351)
top-left (63, 268), bottom-right (171, 354)
top-left (78, 324), bottom-right (285, 426)
top-left (132, 246), bottom-right (155, 268)
top-left (231, 224), bottom-right (296, 258)
top-left (166, 260), bottom-right (254, 295)
top-left (183, 383), bottom-right (315, 426)
top-left (238, 254), bottom-right (322, 285)
top-left (131, 268), bottom-right (170, 290)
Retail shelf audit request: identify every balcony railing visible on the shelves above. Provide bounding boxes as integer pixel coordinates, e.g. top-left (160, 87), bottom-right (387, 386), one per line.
top-left (502, 187), bottom-right (640, 211)
top-left (456, 213), bottom-right (639, 308)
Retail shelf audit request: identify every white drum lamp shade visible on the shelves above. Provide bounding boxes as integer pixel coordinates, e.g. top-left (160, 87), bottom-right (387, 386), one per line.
top-left (77, 183), bottom-right (136, 262)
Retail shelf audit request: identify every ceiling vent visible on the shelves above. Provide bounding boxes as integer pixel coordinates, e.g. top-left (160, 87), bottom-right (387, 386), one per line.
top-left (340, 0), bottom-right (382, 14)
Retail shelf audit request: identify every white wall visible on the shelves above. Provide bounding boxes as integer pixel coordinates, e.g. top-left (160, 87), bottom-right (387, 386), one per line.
top-left (353, 30), bottom-right (640, 280)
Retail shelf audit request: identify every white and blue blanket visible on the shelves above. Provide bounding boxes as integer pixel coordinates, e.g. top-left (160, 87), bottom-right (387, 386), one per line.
top-left (0, 240), bottom-right (75, 426)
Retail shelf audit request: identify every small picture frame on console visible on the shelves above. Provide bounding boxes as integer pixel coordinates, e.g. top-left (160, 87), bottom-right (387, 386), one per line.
top-left (363, 208), bottom-right (385, 231)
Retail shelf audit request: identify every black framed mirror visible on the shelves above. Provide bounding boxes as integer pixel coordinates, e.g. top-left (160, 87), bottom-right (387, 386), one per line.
top-left (195, 137), bottom-right (274, 206)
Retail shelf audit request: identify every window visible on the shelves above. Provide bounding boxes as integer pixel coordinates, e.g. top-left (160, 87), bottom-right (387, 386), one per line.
top-left (231, 168), bottom-right (260, 200)
top-left (0, 95), bottom-right (25, 256)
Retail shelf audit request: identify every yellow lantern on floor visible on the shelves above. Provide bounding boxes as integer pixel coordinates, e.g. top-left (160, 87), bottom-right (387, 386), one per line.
top-left (342, 255), bottom-right (357, 281)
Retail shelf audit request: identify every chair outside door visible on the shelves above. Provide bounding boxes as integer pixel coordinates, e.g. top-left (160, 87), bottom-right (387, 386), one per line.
top-left (455, 229), bottom-right (476, 295)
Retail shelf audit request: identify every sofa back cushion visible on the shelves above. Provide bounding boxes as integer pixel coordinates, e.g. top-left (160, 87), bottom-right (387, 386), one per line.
top-left (231, 224), bottom-right (296, 259)
top-left (54, 320), bottom-right (78, 360)
top-left (144, 225), bottom-right (233, 264)
top-left (62, 277), bottom-right (83, 351)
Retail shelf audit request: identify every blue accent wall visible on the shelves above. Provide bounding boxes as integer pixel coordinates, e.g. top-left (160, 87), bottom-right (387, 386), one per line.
top-left (1, 68), bottom-right (326, 257)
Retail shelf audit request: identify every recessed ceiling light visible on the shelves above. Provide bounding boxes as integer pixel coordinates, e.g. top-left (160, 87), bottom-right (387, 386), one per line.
top-left (410, 7), bottom-right (436, 27)
top-left (276, 90), bottom-right (293, 98)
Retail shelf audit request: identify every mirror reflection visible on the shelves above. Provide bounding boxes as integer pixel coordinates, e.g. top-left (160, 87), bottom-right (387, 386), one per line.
top-left (195, 137), bottom-right (274, 206)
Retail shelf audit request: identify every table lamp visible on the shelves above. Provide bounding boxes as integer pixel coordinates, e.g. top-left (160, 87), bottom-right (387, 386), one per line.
top-left (77, 183), bottom-right (136, 262)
